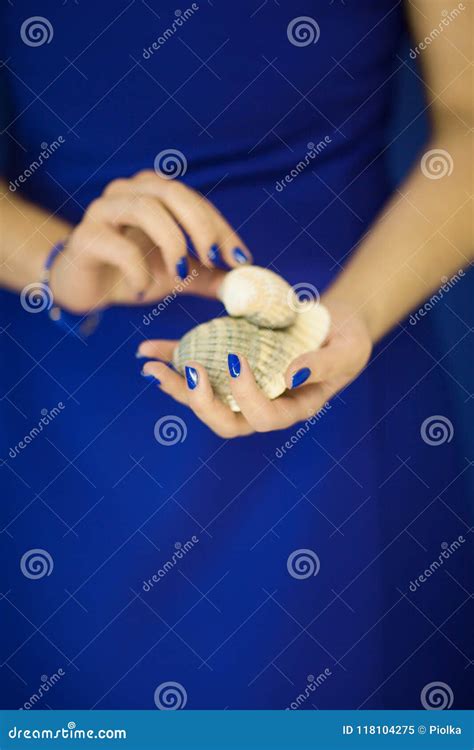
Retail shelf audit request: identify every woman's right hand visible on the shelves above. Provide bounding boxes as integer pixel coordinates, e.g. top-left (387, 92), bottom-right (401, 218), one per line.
top-left (50, 170), bottom-right (252, 313)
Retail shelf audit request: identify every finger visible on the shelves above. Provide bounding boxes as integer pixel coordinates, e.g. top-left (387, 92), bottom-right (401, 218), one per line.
top-left (180, 260), bottom-right (227, 299)
top-left (274, 383), bottom-right (331, 423)
top-left (124, 172), bottom-right (252, 269)
top-left (183, 361), bottom-right (253, 438)
top-left (88, 193), bottom-right (188, 281)
top-left (141, 360), bottom-right (189, 406)
top-left (212, 207), bottom-right (253, 269)
top-left (79, 223), bottom-right (151, 298)
top-left (285, 343), bottom-right (344, 390)
top-left (136, 339), bottom-right (178, 361)
top-left (142, 358), bottom-right (252, 438)
top-left (227, 354), bottom-right (298, 432)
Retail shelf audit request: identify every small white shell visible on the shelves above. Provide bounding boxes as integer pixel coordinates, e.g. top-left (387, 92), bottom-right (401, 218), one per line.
top-left (218, 265), bottom-right (298, 329)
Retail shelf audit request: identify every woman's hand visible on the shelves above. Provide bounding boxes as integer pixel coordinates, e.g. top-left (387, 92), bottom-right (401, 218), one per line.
top-left (138, 300), bottom-right (372, 438)
top-left (50, 170), bottom-right (251, 313)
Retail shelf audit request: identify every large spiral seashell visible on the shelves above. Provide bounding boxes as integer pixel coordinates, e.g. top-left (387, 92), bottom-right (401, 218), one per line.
top-left (173, 266), bottom-right (330, 412)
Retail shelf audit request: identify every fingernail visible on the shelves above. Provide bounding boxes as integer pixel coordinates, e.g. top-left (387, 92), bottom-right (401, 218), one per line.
top-left (228, 353), bottom-right (241, 378)
top-left (209, 244), bottom-right (230, 269)
top-left (135, 350), bottom-right (146, 359)
top-left (185, 366), bottom-right (199, 390)
top-left (232, 247), bottom-right (249, 264)
top-left (208, 244), bottom-right (221, 265)
top-left (291, 367), bottom-right (311, 389)
top-left (141, 369), bottom-right (160, 385)
top-left (176, 256), bottom-right (188, 280)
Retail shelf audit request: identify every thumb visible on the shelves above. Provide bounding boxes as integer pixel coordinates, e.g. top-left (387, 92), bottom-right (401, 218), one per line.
top-left (180, 262), bottom-right (227, 299)
top-left (285, 344), bottom-right (342, 390)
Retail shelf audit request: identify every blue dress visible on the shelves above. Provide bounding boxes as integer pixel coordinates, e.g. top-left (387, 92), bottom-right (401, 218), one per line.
top-left (1, 1), bottom-right (472, 710)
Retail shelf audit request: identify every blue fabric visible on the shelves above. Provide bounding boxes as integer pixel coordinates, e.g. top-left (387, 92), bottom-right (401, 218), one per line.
top-left (1, 1), bottom-right (472, 710)
top-left (0, 66), bottom-right (10, 173)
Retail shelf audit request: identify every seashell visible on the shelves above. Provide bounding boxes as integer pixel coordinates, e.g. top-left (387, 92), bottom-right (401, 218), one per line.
top-left (218, 265), bottom-right (298, 329)
top-left (173, 266), bottom-right (330, 412)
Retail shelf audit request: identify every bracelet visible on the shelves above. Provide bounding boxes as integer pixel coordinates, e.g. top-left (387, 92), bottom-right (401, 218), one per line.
top-left (41, 237), bottom-right (101, 337)
top-left (42, 238), bottom-right (67, 323)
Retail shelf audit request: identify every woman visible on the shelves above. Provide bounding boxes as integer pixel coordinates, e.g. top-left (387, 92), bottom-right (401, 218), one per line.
top-left (1, 1), bottom-right (472, 709)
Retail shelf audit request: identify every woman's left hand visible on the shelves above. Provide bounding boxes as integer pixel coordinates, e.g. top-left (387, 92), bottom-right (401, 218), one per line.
top-left (137, 301), bottom-right (373, 438)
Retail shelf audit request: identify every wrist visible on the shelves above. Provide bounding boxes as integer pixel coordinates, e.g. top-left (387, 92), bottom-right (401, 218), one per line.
top-left (0, 188), bottom-right (71, 291)
top-left (322, 284), bottom-right (377, 344)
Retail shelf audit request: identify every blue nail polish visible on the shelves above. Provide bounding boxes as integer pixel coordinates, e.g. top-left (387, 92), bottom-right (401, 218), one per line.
top-left (208, 244), bottom-right (221, 264)
top-left (185, 366), bottom-right (199, 390)
top-left (228, 353), bottom-right (241, 378)
top-left (176, 256), bottom-right (188, 280)
top-left (232, 247), bottom-right (248, 264)
top-left (291, 367), bottom-right (311, 389)
top-left (208, 244), bottom-right (229, 269)
top-left (141, 370), bottom-right (160, 384)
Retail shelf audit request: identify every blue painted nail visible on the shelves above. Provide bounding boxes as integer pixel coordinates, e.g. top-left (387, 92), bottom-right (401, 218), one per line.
top-left (141, 369), bottom-right (160, 385)
top-left (208, 244), bottom-right (230, 269)
top-left (232, 247), bottom-right (248, 264)
top-left (228, 353), bottom-right (241, 378)
top-left (291, 367), bottom-right (311, 389)
top-left (185, 366), bottom-right (199, 390)
top-left (176, 256), bottom-right (188, 280)
top-left (208, 244), bottom-right (221, 264)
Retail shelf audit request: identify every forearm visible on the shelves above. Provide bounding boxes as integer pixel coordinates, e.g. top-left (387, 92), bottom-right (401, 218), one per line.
top-left (0, 180), bottom-right (71, 292)
top-left (324, 121), bottom-right (473, 342)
